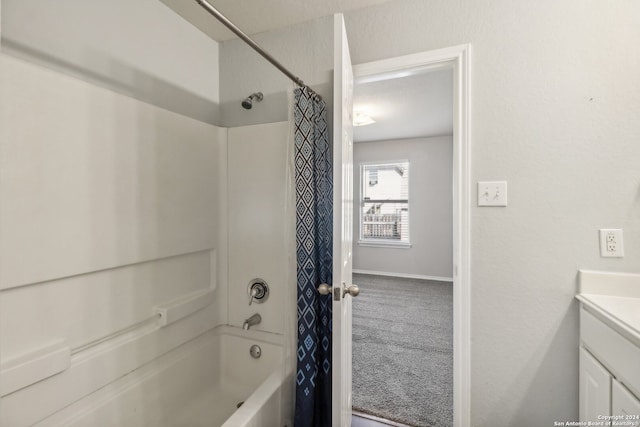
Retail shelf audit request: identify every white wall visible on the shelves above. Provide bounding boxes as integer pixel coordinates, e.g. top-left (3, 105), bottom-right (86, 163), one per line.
top-left (1, 0), bottom-right (221, 125)
top-left (0, 4), bottom-right (228, 423)
top-left (227, 122), bottom-right (289, 334)
top-left (220, 1), bottom-right (640, 425)
top-left (353, 137), bottom-right (453, 280)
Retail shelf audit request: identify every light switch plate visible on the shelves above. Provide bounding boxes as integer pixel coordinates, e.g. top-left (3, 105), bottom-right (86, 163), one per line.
top-left (478, 181), bottom-right (507, 206)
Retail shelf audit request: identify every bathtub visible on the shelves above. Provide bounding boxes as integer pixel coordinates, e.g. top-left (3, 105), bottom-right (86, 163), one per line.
top-left (37, 325), bottom-right (293, 427)
top-left (170, 325), bottom-right (294, 427)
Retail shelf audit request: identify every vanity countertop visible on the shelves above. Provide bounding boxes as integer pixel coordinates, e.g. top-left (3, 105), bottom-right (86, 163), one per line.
top-left (576, 270), bottom-right (640, 348)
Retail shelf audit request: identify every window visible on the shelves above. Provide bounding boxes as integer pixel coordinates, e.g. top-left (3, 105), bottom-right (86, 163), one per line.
top-left (359, 161), bottom-right (410, 246)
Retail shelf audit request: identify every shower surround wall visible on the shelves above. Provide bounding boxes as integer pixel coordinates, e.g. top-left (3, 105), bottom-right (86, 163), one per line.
top-left (227, 122), bottom-right (289, 335)
top-left (1, 0), bottom-right (220, 124)
top-left (0, 61), bottom-right (290, 426)
top-left (0, 2), bottom-right (293, 421)
top-left (0, 51), bottom-right (228, 425)
top-left (219, 16), bottom-right (333, 128)
top-left (0, 2), bottom-right (231, 425)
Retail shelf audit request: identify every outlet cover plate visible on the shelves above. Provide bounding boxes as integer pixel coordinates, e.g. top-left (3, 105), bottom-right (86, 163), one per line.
top-left (478, 181), bottom-right (507, 206)
top-left (599, 229), bottom-right (624, 258)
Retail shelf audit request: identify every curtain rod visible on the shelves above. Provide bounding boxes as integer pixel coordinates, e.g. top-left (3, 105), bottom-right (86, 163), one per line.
top-left (195, 0), bottom-right (306, 88)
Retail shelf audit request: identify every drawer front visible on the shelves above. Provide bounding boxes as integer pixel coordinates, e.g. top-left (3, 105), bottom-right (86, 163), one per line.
top-left (581, 308), bottom-right (640, 399)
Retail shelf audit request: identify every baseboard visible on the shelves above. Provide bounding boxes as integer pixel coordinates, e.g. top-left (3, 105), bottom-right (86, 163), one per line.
top-left (352, 269), bottom-right (453, 283)
top-left (353, 410), bottom-right (411, 427)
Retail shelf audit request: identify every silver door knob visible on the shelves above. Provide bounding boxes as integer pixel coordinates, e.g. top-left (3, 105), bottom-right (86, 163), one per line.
top-left (317, 283), bottom-right (332, 295)
top-left (343, 284), bottom-right (360, 298)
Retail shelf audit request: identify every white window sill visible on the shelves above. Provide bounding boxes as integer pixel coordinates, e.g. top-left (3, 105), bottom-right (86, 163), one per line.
top-left (357, 240), bottom-right (412, 249)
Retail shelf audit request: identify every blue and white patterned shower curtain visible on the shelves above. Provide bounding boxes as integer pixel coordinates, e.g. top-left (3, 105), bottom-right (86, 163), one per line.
top-left (293, 87), bottom-right (333, 427)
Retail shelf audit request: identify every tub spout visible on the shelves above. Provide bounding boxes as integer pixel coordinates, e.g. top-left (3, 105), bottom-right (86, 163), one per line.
top-left (243, 313), bottom-right (261, 330)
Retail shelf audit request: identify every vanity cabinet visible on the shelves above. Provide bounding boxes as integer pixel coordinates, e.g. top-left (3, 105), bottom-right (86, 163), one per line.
top-left (579, 306), bottom-right (640, 423)
top-left (580, 345), bottom-right (640, 422)
top-left (577, 270), bottom-right (640, 423)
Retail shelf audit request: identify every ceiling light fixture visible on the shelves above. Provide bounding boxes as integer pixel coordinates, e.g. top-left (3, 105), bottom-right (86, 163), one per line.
top-left (353, 112), bottom-right (376, 127)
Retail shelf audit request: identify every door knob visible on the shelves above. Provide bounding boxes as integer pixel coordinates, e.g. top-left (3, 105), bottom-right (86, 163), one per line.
top-left (317, 283), bottom-right (332, 295)
top-left (317, 283), bottom-right (359, 298)
top-left (343, 284), bottom-right (360, 298)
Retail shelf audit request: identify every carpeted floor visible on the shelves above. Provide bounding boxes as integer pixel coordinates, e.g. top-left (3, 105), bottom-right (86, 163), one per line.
top-left (352, 273), bottom-right (453, 427)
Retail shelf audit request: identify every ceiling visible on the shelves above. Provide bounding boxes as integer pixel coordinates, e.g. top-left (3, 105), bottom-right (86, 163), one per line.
top-left (354, 68), bottom-right (453, 143)
top-left (158, 0), bottom-right (452, 142)
top-left (159, 0), bottom-right (394, 42)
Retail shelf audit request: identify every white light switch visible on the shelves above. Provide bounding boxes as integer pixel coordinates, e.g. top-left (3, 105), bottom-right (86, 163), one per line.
top-left (478, 181), bottom-right (507, 206)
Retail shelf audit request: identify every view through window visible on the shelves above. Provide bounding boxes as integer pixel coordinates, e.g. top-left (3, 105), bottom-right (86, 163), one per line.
top-left (360, 161), bottom-right (409, 244)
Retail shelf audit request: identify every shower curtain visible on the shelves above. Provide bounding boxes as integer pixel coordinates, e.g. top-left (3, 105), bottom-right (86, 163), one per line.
top-left (292, 86), bottom-right (333, 427)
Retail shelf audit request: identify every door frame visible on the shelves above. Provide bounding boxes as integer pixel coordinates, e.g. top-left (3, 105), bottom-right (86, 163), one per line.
top-left (352, 44), bottom-right (471, 427)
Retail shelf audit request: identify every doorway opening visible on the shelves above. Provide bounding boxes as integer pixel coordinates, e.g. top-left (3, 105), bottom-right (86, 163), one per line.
top-left (350, 46), bottom-right (470, 427)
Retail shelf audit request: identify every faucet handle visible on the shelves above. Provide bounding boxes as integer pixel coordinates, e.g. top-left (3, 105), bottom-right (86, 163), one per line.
top-left (247, 279), bottom-right (269, 306)
top-left (248, 287), bottom-right (258, 305)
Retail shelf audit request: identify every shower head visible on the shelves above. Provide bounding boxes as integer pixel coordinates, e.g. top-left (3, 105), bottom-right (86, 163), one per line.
top-left (241, 92), bottom-right (264, 110)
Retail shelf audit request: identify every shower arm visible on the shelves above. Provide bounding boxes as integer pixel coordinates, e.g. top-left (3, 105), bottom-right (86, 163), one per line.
top-left (195, 0), bottom-right (306, 88)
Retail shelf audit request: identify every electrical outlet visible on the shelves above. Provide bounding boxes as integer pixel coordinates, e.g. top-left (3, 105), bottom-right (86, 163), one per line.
top-left (599, 229), bottom-right (624, 258)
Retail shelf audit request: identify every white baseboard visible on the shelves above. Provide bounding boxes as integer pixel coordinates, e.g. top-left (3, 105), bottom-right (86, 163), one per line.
top-left (353, 269), bottom-right (453, 283)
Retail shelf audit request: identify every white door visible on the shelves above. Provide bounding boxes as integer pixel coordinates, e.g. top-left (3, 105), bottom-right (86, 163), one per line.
top-left (332, 12), bottom-right (355, 427)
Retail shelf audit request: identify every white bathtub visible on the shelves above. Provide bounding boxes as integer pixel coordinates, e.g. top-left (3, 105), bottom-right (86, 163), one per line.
top-left (174, 325), bottom-right (293, 427)
top-left (37, 325), bottom-right (293, 427)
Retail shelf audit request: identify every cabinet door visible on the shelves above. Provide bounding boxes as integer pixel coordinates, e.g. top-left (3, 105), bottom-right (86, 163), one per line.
top-left (612, 379), bottom-right (640, 417)
top-left (580, 347), bottom-right (611, 421)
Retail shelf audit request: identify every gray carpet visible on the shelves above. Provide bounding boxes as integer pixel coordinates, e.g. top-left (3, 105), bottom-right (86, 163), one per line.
top-left (352, 273), bottom-right (453, 427)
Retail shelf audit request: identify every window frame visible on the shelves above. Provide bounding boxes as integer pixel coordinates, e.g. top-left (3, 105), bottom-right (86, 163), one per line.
top-left (358, 160), bottom-right (411, 248)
